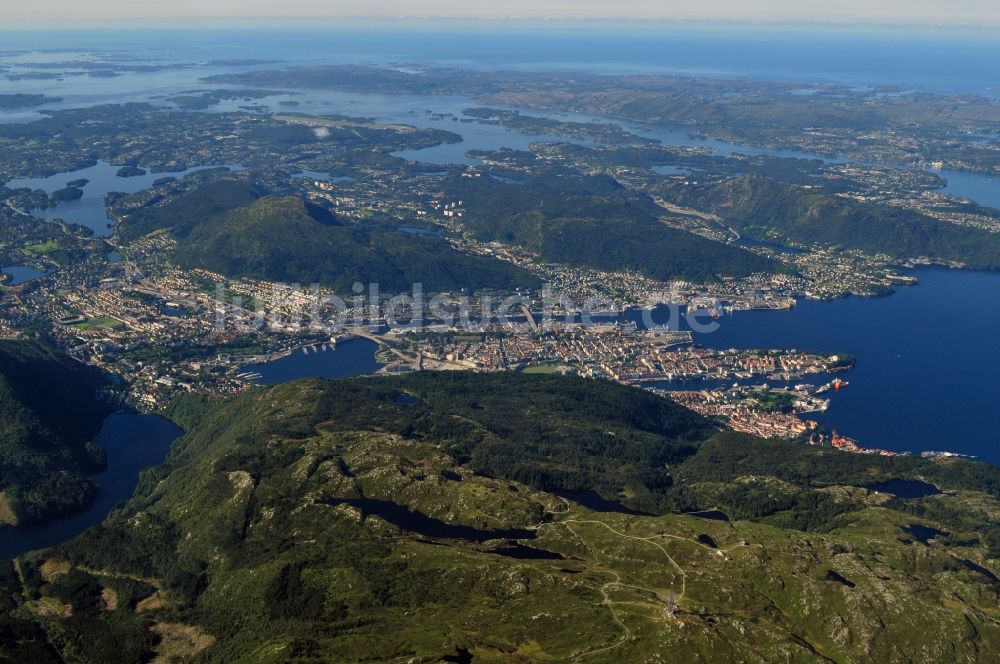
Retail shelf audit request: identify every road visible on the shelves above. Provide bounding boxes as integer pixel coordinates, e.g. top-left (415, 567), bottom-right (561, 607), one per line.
top-left (3, 201), bottom-right (30, 217)
top-left (349, 328), bottom-right (469, 370)
top-left (653, 197), bottom-right (741, 244)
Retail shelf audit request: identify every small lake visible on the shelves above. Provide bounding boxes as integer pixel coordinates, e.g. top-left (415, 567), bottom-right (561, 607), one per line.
top-left (869, 479), bottom-right (942, 499)
top-left (0, 413), bottom-right (182, 560)
top-left (327, 497), bottom-right (536, 542)
top-left (825, 570), bottom-right (856, 588)
top-left (554, 489), bottom-right (651, 515)
top-left (684, 510), bottom-right (732, 522)
top-left (903, 523), bottom-right (946, 545)
top-left (3, 160), bottom-right (241, 237)
top-left (489, 543), bottom-right (565, 560)
top-left (242, 338), bottom-right (383, 384)
top-left (1, 265), bottom-right (46, 285)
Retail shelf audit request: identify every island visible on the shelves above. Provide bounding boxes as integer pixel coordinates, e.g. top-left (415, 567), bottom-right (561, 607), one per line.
top-left (0, 94), bottom-right (61, 109)
top-left (115, 165), bottom-right (146, 178)
top-left (50, 186), bottom-right (83, 202)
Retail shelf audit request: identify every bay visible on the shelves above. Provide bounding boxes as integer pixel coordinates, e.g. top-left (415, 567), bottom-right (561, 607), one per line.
top-left (938, 169), bottom-right (1000, 210)
top-left (642, 267), bottom-right (1000, 463)
top-left (243, 338), bottom-right (383, 385)
top-left (3, 160), bottom-right (241, 237)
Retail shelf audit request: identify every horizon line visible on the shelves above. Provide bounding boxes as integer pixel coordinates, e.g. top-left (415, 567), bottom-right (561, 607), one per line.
top-left (3, 17), bottom-right (1000, 32)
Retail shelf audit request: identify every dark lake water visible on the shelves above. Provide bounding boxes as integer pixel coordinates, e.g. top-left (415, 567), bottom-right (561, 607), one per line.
top-left (490, 543), bottom-right (564, 560)
top-left (327, 497), bottom-right (536, 542)
top-left (904, 524), bottom-right (947, 545)
top-left (684, 510), bottom-right (732, 522)
top-left (825, 570), bottom-right (856, 588)
top-left (1, 265), bottom-right (46, 285)
top-left (0, 413), bottom-right (182, 560)
top-left (869, 479), bottom-right (942, 499)
top-left (554, 489), bottom-right (651, 515)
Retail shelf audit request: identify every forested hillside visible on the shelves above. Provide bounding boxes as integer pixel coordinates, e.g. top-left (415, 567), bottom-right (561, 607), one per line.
top-left (0, 341), bottom-right (111, 526)
top-left (447, 172), bottom-right (779, 281)
top-left (121, 180), bottom-right (541, 293)
top-left (4, 373), bottom-right (1000, 662)
top-left (664, 174), bottom-right (1000, 268)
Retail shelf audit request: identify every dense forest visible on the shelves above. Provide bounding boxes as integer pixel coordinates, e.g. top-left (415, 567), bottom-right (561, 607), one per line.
top-left (446, 171), bottom-right (778, 281)
top-left (0, 341), bottom-right (112, 526)
top-left (665, 174), bottom-right (1000, 268)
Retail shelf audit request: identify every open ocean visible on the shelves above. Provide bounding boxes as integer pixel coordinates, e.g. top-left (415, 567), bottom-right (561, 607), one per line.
top-left (2, 23), bottom-right (1000, 91)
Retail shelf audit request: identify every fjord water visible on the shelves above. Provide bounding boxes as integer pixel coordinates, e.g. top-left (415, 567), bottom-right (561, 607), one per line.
top-left (679, 267), bottom-right (1000, 463)
top-left (3, 161), bottom-right (240, 236)
top-left (0, 414), bottom-right (181, 559)
top-left (936, 169), bottom-right (1000, 209)
top-left (243, 338), bottom-right (384, 384)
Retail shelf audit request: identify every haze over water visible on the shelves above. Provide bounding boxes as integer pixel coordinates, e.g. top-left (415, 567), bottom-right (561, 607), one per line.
top-left (3, 24), bottom-right (1000, 92)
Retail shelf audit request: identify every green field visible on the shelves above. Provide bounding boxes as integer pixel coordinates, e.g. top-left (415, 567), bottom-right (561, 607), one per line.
top-left (21, 240), bottom-right (59, 256)
top-left (521, 362), bottom-right (563, 374)
top-left (72, 317), bottom-right (124, 331)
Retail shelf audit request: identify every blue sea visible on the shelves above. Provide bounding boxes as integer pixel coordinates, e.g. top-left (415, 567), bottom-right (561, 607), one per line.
top-left (3, 23), bottom-right (1000, 91)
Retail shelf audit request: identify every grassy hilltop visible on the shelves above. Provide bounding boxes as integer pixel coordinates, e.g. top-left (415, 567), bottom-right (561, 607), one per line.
top-left (3, 372), bottom-right (1000, 662)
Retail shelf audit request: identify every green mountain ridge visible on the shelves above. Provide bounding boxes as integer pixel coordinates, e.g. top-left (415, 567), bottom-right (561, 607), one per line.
top-left (121, 180), bottom-right (540, 293)
top-left (664, 174), bottom-right (1000, 269)
top-left (5, 373), bottom-right (1000, 662)
top-left (0, 341), bottom-right (112, 526)
top-left (446, 172), bottom-right (779, 282)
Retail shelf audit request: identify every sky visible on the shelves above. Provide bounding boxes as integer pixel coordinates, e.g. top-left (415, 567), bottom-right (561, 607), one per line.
top-left (2, 0), bottom-right (999, 28)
